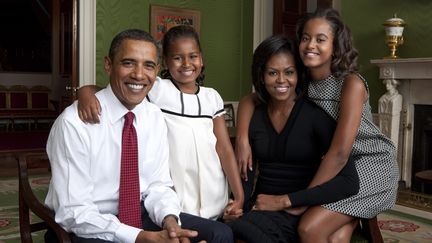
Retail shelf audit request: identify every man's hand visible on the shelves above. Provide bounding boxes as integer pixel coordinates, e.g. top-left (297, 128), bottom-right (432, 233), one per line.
top-left (252, 194), bottom-right (291, 212)
top-left (135, 230), bottom-right (175, 243)
top-left (135, 215), bottom-right (201, 243)
top-left (162, 215), bottom-right (198, 240)
top-left (223, 199), bottom-right (243, 222)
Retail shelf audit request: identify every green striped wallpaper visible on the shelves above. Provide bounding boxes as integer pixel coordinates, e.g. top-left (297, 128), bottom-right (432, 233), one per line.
top-left (95, 0), bottom-right (254, 101)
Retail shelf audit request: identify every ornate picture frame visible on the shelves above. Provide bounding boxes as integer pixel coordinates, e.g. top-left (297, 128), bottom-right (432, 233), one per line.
top-left (150, 5), bottom-right (201, 42)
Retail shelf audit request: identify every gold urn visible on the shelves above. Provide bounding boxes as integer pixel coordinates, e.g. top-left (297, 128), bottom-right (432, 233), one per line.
top-left (383, 14), bottom-right (406, 59)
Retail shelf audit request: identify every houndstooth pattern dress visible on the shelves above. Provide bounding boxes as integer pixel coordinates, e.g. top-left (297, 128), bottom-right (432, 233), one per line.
top-left (307, 74), bottom-right (399, 219)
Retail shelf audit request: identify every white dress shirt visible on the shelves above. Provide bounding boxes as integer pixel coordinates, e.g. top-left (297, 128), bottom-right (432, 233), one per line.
top-left (45, 85), bottom-right (181, 243)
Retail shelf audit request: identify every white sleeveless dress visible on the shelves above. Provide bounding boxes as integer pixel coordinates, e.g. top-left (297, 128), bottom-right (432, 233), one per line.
top-left (148, 77), bottom-right (228, 220)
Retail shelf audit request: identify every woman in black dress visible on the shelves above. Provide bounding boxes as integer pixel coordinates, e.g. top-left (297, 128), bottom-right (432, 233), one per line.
top-left (228, 35), bottom-right (359, 242)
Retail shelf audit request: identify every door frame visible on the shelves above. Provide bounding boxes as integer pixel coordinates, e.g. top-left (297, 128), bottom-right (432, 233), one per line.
top-left (79, 0), bottom-right (97, 87)
top-left (253, 0), bottom-right (341, 47)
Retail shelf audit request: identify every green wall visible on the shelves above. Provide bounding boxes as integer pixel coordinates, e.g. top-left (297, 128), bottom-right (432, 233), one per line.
top-left (96, 0), bottom-right (253, 101)
top-left (341, 0), bottom-right (432, 112)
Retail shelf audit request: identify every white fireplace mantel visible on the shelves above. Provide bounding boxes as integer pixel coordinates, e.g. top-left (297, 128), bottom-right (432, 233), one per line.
top-left (371, 57), bottom-right (432, 80)
top-left (371, 57), bottom-right (432, 187)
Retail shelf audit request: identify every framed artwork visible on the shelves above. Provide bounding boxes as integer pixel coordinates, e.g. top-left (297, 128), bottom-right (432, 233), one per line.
top-left (150, 5), bottom-right (201, 42)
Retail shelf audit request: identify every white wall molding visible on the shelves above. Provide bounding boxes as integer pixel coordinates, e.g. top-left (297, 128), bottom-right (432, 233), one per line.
top-left (79, 0), bottom-right (96, 86)
top-left (253, 0), bottom-right (273, 50)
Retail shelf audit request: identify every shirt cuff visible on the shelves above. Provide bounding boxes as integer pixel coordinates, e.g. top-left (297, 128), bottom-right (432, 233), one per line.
top-left (115, 223), bottom-right (142, 243)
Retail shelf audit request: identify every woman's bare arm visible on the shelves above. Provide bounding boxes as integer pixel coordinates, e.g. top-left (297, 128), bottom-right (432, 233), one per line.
top-left (235, 93), bottom-right (259, 181)
top-left (307, 74), bottom-right (367, 187)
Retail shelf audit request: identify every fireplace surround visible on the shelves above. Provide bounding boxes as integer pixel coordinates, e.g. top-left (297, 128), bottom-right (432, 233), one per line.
top-left (411, 104), bottom-right (432, 194)
top-left (371, 58), bottom-right (432, 189)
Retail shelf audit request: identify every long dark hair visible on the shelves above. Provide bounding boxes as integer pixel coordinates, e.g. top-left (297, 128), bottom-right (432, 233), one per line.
top-left (296, 8), bottom-right (359, 79)
top-left (252, 35), bottom-right (303, 104)
top-left (160, 25), bottom-right (205, 85)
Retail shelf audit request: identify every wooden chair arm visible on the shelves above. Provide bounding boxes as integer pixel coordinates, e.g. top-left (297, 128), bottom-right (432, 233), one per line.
top-left (19, 186), bottom-right (70, 242)
top-left (18, 153), bottom-right (71, 242)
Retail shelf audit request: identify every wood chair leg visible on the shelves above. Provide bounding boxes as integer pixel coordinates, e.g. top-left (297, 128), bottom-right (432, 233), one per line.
top-left (19, 191), bottom-right (33, 243)
top-left (361, 216), bottom-right (383, 243)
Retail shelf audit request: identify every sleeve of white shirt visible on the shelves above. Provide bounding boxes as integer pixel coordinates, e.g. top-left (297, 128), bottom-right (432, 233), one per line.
top-left (45, 105), bottom-right (141, 243)
top-left (141, 109), bottom-right (182, 227)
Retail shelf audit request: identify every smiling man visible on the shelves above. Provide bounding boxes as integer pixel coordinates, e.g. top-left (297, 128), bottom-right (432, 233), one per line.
top-left (45, 29), bottom-right (232, 243)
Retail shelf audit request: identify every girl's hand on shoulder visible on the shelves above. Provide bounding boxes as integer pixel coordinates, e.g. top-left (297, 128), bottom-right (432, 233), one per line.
top-left (223, 199), bottom-right (243, 222)
top-left (235, 137), bottom-right (253, 181)
top-left (77, 85), bottom-right (101, 123)
top-left (253, 194), bottom-right (291, 212)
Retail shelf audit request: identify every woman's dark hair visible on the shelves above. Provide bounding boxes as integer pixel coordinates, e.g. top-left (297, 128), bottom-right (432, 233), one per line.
top-left (296, 8), bottom-right (359, 79)
top-left (252, 35), bottom-right (303, 104)
top-left (109, 29), bottom-right (159, 62)
top-left (160, 25), bottom-right (205, 85)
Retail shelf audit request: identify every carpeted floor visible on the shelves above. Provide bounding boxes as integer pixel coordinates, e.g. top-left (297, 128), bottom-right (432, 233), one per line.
top-left (378, 210), bottom-right (432, 243)
top-left (1, 175), bottom-right (431, 243)
top-left (0, 175), bottom-right (48, 243)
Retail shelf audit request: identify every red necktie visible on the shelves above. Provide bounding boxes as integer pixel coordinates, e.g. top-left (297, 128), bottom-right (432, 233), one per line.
top-left (118, 112), bottom-right (142, 228)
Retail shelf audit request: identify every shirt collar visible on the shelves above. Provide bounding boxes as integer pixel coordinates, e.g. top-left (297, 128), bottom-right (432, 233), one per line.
top-left (101, 85), bottom-right (137, 125)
